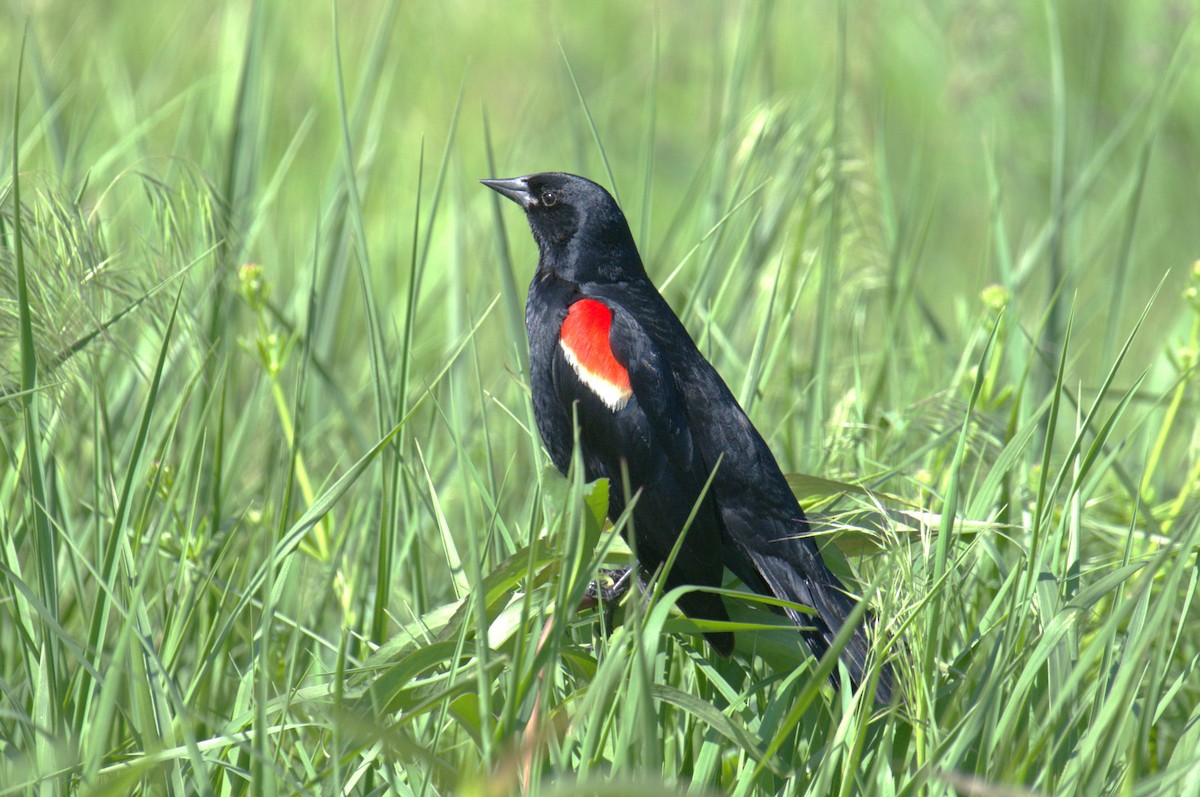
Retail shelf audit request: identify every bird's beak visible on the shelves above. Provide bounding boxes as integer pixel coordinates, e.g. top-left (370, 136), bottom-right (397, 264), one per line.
top-left (480, 176), bottom-right (533, 209)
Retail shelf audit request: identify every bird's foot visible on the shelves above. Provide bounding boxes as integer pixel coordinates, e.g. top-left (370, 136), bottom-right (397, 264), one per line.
top-left (585, 566), bottom-right (635, 602)
top-left (581, 566), bottom-right (637, 644)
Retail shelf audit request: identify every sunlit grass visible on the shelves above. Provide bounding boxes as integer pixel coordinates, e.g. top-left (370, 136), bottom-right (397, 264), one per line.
top-left (2, 2), bottom-right (1199, 795)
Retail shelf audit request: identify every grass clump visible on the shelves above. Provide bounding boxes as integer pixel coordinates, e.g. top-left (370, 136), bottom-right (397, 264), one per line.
top-left (1, 2), bottom-right (1199, 795)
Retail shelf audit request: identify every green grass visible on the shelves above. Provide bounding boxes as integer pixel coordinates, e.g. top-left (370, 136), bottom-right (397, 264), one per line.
top-left (2, 2), bottom-right (1199, 794)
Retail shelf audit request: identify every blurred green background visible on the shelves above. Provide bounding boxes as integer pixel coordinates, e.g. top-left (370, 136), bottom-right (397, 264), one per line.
top-left (3, 1), bottom-right (1200, 793)
top-left (6, 0), bottom-right (1197, 345)
top-left (6, 0), bottom-right (1197, 479)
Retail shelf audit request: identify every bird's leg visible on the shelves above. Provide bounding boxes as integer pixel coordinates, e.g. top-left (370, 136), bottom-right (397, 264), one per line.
top-left (585, 565), bottom-right (636, 602)
top-left (579, 565), bottom-right (638, 642)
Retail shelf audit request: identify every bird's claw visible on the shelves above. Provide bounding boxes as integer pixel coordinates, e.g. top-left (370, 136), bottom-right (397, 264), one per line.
top-left (585, 566), bottom-right (635, 602)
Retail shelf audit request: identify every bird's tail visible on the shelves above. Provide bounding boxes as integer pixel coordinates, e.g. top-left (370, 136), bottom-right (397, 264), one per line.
top-left (736, 543), bottom-right (895, 706)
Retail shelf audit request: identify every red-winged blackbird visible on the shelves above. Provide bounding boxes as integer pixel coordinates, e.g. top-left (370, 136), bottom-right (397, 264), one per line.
top-left (483, 172), bottom-right (894, 704)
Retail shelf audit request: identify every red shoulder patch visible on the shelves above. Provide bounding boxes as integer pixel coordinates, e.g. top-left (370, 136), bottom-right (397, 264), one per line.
top-left (560, 299), bottom-right (632, 411)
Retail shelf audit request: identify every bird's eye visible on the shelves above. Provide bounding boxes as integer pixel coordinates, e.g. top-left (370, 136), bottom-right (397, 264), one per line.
top-left (540, 189), bottom-right (557, 207)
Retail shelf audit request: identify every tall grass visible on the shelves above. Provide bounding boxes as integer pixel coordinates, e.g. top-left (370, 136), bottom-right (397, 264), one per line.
top-left (1, 2), bottom-right (1198, 795)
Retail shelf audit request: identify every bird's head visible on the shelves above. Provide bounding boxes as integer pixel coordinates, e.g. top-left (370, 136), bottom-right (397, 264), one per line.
top-left (481, 172), bottom-right (644, 283)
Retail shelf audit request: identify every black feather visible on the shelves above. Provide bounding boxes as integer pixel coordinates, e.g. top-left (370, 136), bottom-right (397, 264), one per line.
top-left (485, 172), bottom-right (895, 704)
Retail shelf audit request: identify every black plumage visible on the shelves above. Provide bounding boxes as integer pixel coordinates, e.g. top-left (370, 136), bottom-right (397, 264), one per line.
top-left (483, 172), bottom-right (893, 704)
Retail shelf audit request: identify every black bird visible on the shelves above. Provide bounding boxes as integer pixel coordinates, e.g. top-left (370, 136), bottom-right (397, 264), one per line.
top-left (482, 172), bottom-right (893, 704)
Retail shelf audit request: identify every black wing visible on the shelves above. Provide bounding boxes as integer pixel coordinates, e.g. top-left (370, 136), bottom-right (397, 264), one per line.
top-left (593, 281), bottom-right (895, 702)
top-left (551, 298), bottom-right (733, 654)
